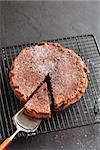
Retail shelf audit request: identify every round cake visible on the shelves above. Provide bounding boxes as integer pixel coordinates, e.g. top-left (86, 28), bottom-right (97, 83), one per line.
top-left (9, 42), bottom-right (88, 118)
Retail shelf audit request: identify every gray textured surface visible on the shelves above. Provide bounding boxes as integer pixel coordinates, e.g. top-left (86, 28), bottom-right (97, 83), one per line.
top-left (1, 1), bottom-right (100, 47)
top-left (7, 124), bottom-right (100, 150)
top-left (0, 1), bottom-right (100, 150)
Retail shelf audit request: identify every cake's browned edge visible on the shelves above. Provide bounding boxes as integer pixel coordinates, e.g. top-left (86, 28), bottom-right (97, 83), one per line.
top-left (23, 107), bottom-right (51, 119)
top-left (54, 77), bottom-right (88, 111)
top-left (9, 47), bottom-right (30, 103)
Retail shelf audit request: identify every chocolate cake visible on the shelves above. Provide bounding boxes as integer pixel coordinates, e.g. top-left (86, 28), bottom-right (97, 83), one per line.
top-left (9, 42), bottom-right (88, 118)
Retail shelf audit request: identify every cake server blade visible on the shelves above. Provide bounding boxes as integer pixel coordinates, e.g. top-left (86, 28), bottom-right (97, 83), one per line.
top-left (0, 108), bottom-right (41, 150)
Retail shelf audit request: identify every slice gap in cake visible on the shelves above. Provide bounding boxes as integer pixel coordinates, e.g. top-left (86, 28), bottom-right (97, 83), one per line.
top-left (45, 74), bottom-right (55, 112)
top-left (25, 80), bottom-right (44, 103)
top-left (24, 76), bottom-right (48, 103)
top-left (23, 82), bottom-right (51, 119)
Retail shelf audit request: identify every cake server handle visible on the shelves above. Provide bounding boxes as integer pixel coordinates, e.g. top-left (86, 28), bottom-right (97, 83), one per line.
top-left (0, 129), bottom-right (20, 150)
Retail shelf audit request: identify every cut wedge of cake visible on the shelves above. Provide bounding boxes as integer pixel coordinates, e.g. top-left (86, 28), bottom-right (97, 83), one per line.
top-left (24, 83), bottom-right (51, 118)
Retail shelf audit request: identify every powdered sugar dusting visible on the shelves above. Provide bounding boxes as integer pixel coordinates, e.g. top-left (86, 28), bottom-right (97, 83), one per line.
top-left (32, 45), bottom-right (52, 59)
top-left (37, 61), bottom-right (55, 75)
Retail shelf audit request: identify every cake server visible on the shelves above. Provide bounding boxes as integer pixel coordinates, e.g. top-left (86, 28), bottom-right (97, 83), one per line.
top-left (0, 108), bottom-right (41, 150)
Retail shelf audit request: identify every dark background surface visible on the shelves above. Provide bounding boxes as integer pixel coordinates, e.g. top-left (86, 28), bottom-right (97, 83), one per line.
top-left (0, 1), bottom-right (100, 150)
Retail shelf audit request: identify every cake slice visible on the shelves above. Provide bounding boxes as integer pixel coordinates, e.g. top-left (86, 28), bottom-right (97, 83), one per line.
top-left (24, 83), bottom-right (51, 118)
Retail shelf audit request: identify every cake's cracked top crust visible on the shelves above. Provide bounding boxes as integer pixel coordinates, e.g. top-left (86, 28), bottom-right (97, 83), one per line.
top-left (24, 83), bottom-right (51, 118)
top-left (9, 41), bottom-right (88, 118)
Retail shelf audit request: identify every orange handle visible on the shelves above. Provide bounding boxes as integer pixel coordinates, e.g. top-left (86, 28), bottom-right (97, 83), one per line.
top-left (0, 138), bottom-right (11, 150)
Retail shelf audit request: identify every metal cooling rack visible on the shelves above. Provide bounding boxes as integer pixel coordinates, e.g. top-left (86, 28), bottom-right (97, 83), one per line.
top-left (0, 34), bottom-right (100, 142)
